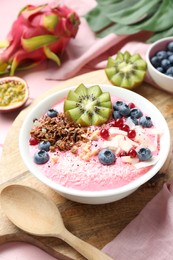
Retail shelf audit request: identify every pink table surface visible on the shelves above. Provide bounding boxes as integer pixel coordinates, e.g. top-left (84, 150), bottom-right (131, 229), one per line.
top-left (0, 0), bottom-right (95, 259)
top-left (0, 0), bottom-right (154, 161)
top-left (0, 0), bottom-right (96, 159)
top-left (2, 1), bottom-right (172, 260)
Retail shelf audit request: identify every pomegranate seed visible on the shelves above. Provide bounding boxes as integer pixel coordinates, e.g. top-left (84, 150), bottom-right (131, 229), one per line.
top-left (100, 129), bottom-right (109, 140)
top-left (127, 129), bottom-right (136, 139)
top-left (110, 120), bottom-right (117, 127)
top-left (120, 124), bottom-right (130, 132)
top-left (128, 102), bottom-right (135, 109)
top-left (118, 151), bottom-right (127, 157)
top-left (29, 136), bottom-right (39, 145)
top-left (128, 149), bottom-right (137, 158)
top-left (113, 118), bottom-right (124, 127)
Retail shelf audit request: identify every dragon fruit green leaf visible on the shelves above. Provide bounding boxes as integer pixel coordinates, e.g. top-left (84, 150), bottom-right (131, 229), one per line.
top-left (44, 46), bottom-right (61, 66)
top-left (42, 14), bottom-right (59, 32)
top-left (21, 35), bottom-right (59, 52)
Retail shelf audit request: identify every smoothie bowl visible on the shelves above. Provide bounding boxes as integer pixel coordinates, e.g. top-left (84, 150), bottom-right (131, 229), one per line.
top-left (19, 84), bottom-right (170, 204)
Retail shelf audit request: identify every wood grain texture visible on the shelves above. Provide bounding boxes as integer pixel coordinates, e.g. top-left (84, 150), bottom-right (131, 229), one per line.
top-left (0, 70), bottom-right (173, 260)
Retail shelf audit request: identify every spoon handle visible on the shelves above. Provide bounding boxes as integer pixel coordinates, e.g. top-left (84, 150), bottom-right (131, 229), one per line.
top-left (56, 228), bottom-right (113, 260)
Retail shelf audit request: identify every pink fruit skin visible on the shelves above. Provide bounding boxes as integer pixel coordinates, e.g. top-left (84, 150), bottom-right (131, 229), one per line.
top-left (0, 4), bottom-right (80, 75)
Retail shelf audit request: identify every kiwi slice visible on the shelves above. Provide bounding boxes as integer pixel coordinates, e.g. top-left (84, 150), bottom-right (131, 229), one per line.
top-left (64, 84), bottom-right (112, 126)
top-left (105, 51), bottom-right (147, 89)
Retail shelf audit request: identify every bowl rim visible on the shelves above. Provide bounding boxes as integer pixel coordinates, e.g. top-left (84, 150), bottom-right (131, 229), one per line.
top-left (19, 84), bottom-right (170, 198)
top-left (146, 36), bottom-right (173, 80)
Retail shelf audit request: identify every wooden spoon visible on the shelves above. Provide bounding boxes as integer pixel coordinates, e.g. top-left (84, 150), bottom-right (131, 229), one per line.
top-left (0, 184), bottom-right (112, 260)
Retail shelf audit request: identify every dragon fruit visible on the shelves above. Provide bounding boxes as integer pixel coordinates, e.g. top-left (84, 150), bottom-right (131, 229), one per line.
top-left (0, 3), bottom-right (80, 75)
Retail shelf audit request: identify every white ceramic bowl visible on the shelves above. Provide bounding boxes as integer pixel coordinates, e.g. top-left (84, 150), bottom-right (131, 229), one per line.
top-left (19, 84), bottom-right (170, 204)
top-left (146, 37), bottom-right (173, 94)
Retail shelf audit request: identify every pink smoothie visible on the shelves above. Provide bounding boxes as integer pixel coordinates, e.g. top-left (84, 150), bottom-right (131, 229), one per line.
top-left (29, 96), bottom-right (161, 191)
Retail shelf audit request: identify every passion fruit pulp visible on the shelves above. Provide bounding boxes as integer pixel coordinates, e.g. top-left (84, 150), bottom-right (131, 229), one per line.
top-left (0, 76), bottom-right (29, 112)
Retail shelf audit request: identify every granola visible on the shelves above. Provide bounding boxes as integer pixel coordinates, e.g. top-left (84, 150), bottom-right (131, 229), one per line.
top-left (30, 113), bottom-right (88, 151)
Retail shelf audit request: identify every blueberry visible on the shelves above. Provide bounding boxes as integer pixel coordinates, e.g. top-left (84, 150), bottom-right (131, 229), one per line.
top-left (130, 108), bottom-right (143, 119)
top-left (139, 116), bottom-right (153, 128)
top-left (156, 51), bottom-right (167, 60)
top-left (150, 56), bottom-right (160, 68)
top-left (161, 59), bottom-right (171, 71)
top-left (168, 55), bottom-right (173, 65)
top-left (98, 149), bottom-right (116, 165)
top-left (112, 110), bottom-right (122, 119)
top-left (113, 101), bottom-right (124, 110)
top-left (156, 67), bottom-right (164, 73)
top-left (34, 150), bottom-right (49, 164)
top-left (127, 116), bottom-right (138, 125)
top-left (167, 51), bottom-right (173, 57)
top-left (118, 104), bottom-right (130, 116)
top-left (166, 74), bottom-right (173, 77)
top-left (167, 42), bottom-right (173, 52)
top-left (137, 148), bottom-right (152, 161)
top-left (113, 101), bottom-right (130, 116)
top-left (38, 141), bottom-right (51, 151)
top-left (47, 109), bottom-right (58, 118)
top-left (166, 73), bottom-right (173, 77)
top-left (166, 67), bottom-right (173, 76)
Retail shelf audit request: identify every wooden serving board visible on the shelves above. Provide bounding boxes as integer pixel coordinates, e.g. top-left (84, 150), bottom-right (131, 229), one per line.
top-left (0, 70), bottom-right (173, 260)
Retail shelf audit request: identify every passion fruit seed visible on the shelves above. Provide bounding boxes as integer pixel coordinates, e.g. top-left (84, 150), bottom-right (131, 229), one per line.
top-left (0, 80), bottom-right (26, 107)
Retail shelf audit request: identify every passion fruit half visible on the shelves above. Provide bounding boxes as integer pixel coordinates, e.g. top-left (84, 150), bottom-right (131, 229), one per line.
top-left (0, 76), bottom-right (29, 112)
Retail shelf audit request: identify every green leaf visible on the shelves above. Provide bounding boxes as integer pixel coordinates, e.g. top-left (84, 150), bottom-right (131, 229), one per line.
top-left (19, 5), bottom-right (46, 18)
top-left (0, 62), bottom-right (9, 75)
top-left (84, 0), bottom-right (173, 43)
top-left (97, 23), bottom-right (140, 38)
top-left (108, 0), bottom-right (160, 25)
top-left (134, 0), bottom-right (173, 32)
top-left (147, 27), bottom-right (173, 43)
top-left (43, 46), bottom-right (61, 66)
top-left (84, 6), bottom-right (111, 32)
top-left (85, 0), bottom-right (139, 32)
top-left (10, 57), bottom-right (19, 76)
top-left (16, 61), bottom-right (41, 71)
top-left (96, 0), bottom-right (121, 5)
top-left (101, 0), bottom-right (139, 14)
top-left (0, 39), bottom-right (9, 48)
top-left (21, 35), bottom-right (59, 52)
top-left (42, 14), bottom-right (58, 32)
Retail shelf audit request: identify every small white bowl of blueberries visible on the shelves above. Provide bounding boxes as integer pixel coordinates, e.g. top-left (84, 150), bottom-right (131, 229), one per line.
top-left (146, 37), bottom-right (173, 94)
